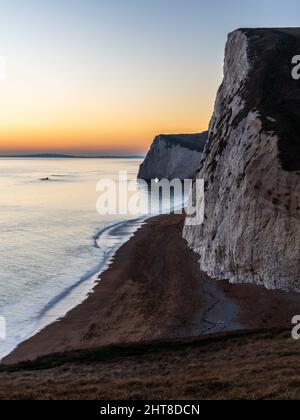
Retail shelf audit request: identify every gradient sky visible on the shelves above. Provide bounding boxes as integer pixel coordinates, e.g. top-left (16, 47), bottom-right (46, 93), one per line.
top-left (0, 0), bottom-right (299, 154)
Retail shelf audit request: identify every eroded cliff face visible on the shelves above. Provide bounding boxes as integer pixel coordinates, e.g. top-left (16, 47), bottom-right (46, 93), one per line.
top-left (138, 132), bottom-right (208, 181)
top-left (184, 28), bottom-right (300, 291)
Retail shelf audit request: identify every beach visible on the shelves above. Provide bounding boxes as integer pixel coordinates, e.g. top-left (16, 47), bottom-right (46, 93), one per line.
top-left (0, 157), bottom-right (148, 360)
top-left (4, 213), bottom-right (300, 365)
top-left (1, 1), bottom-right (299, 402)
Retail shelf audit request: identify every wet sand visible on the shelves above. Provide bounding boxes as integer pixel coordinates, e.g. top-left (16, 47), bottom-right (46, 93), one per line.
top-left (4, 214), bottom-right (300, 365)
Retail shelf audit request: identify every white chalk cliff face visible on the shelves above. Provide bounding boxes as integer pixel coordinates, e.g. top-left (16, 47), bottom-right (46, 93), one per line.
top-left (138, 133), bottom-right (208, 181)
top-left (184, 28), bottom-right (300, 292)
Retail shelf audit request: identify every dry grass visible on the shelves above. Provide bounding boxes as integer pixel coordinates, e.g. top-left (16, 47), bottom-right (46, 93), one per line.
top-left (1, 328), bottom-right (300, 400)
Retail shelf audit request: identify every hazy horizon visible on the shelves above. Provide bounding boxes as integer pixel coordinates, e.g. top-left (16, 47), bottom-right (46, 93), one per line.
top-left (0, 151), bottom-right (145, 157)
top-left (0, 0), bottom-right (299, 154)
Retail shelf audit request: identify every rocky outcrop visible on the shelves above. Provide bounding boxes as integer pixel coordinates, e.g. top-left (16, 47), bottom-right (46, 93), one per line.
top-left (138, 132), bottom-right (208, 181)
top-left (184, 28), bottom-right (300, 292)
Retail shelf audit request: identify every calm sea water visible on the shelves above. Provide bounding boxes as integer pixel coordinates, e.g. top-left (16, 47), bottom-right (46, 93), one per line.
top-left (0, 158), bottom-right (150, 359)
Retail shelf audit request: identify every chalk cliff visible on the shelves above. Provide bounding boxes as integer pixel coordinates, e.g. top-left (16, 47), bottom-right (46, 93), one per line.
top-left (184, 28), bottom-right (300, 291)
top-left (138, 132), bottom-right (208, 181)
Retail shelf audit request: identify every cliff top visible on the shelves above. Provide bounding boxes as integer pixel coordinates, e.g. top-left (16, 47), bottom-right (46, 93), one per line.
top-left (224, 27), bottom-right (300, 172)
top-left (154, 132), bottom-right (208, 153)
top-left (233, 27), bottom-right (300, 36)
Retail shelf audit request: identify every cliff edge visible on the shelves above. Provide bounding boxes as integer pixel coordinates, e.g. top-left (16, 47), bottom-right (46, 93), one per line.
top-left (184, 28), bottom-right (300, 291)
top-left (138, 132), bottom-right (208, 181)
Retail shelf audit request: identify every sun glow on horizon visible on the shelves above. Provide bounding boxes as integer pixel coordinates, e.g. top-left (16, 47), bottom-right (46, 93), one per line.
top-left (0, 0), bottom-right (298, 154)
top-left (0, 114), bottom-right (211, 154)
top-left (0, 56), bottom-right (212, 154)
top-left (0, 57), bottom-right (212, 154)
top-left (0, 1), bottom-right (220, 155)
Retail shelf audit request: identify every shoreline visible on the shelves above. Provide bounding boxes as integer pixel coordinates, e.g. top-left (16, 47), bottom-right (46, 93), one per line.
top-left (4, 213), bottom-right (300, 365)
top-left (0, 216), bottom-right (146, 361)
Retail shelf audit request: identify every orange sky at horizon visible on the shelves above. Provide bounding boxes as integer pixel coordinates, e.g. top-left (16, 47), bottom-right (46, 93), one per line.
top-left (0, 1), bottom-right (224, 155)
top-left (0, 1), bottom-right (221, 155)
top-left (0, 111), bottom-right (211, 154)
top-left (0, 56), bottom-right (213, 154)
top-left (1, 1), bottom-right (299, 155)
top-left (0, 71), bottom-right (213, 154)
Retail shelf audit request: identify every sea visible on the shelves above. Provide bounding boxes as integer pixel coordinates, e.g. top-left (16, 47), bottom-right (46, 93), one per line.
top-left (0, 158), bottom-right (186, 360)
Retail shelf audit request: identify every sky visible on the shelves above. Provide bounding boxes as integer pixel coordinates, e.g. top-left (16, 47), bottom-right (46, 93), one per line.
top-left (0, 0), bottom-right (299, 155)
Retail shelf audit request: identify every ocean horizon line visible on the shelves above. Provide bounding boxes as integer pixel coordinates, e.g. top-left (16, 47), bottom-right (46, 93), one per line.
top-left (0, 153), bottom-right (145, 159)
